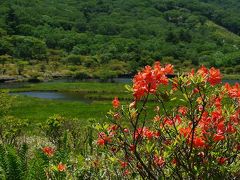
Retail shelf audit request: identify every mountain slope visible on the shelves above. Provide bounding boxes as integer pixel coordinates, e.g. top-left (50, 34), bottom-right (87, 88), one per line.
top-left (0, 0), bottom-right (240, 80)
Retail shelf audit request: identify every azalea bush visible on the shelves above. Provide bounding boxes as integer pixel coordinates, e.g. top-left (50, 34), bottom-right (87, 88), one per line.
top-left (94, 62), bottom-right (240, 179)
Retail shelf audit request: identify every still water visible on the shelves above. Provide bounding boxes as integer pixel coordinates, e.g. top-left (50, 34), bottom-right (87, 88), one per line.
top-left (1, 78), bottom-right (239, 102)
top-left (10, 91), bottom-right (92, 104)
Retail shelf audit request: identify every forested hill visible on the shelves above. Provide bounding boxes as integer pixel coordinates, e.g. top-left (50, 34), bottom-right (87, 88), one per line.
top-left (0, 0), bottom-right (240, 80)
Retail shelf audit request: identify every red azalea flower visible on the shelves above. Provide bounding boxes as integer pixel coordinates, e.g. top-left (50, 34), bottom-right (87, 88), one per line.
top-left (217, 157), bottom-right (227, 165)
top-left (154, 131), bottom-right (160, 138)
top-left (129, 144), bottom-right (136, 152)
top-left (178, 106), bottom-right (188, 116)
top-left (133, 127), bottom-right (154, 140)
top-left (225, 83), bottom-right (240, 99)
top-left (108, 124), bottom-right (118, 131)
top-left (96, 138), bottom-right (105, 146)
top-left (213, 134), bottom-right (225, 142)
top-left (174, 115), bottom-right (182, 124)
top-left (163, 64), bottom-right (174, 74)
top-left (97, 132), bottom-right (111, 146)
top-left (123, 169), bottom-right (130, 176)
top-left (215, 97), bottom-right (222, 109)
top-left (144, 129), bottom-right (154, 140)
top-left (197, 65), bottom-right (208, 78)
top-left (226, 124), bottom-right (236, 133)
top-left (154, 155), bottom-right (165, 167)
top-left (179, 127), bottom-right (191, 138)
top-left (211, 110), bottom-right (222, 122)
top-left (193, 137), bottom-right (206, 148)
top-left (208, 67), bottom-right (221, 86)
top-left (57, 162), bottom-right (66, 172)
top-left (133, 62), bottom-right (173, 100)
top-left (193, 88), bottom-right (199, 94)
top-left (112, 97), bottom-right (120, 108)
top-left (42, 146), bottom-right (54, 157)
top-left (217, 121), bottom-right (225, 134)
top-left (163, 117), bottom-right (174, 126)
top-left (120, 161), bottom-right (128, 168)
top-left (172, 158), bottom-right (177, 165)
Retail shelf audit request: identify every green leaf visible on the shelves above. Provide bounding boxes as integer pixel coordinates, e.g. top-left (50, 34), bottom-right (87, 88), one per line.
top-left (183, 93), bottom-right (188, 100)
top-left (124, 84), bottom-right (133, 92)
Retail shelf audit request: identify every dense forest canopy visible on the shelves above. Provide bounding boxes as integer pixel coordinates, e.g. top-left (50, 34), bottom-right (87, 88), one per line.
top-left (0, 0), bottom-right (240, 80)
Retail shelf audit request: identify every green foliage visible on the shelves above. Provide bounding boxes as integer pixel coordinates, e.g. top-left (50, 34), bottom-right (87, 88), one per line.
top-left (0, 116), bottom-right (29, 145)
top-left (0, 90), bottom-right (12, 117)
top-left (0, 0), bottom-right (240, 80)
top-left (41, 114), bottom-right (93, 154)
top-left (0, 144), bottom-right (28, 180)
top-left (27, 149), bottom-right (49, 180)
top-left (10, 35), bottom-right (47, 60)
top-left (41, 115), bottom-right (66, 148)
top-left (65, 54), bottom-right (82, 65)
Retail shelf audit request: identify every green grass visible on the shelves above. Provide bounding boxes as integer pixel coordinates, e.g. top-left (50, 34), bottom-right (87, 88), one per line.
top-left (10, 95), bottom-right (112, 132)
top-left (11, 82), bottom-right (129, 93)
top-left (10, 81), bottom-right (134, 100)
top-left (8, 82), bottom-right (132, 132)
top-left (222, 74), bottom-right (240, 80)
top-left (11, 96), bottom-right (111, 121)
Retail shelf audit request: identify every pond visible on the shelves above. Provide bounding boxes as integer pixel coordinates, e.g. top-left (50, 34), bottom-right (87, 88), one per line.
top-left (10, 91), bottom-right (92, 104)
top-left (2, 78), bottom-right (240, 103)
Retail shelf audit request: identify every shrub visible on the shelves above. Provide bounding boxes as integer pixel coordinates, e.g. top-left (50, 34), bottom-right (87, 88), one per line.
top-left (0, 116), bottom-right (29, 146)
top-left (41, 115), bottom-right (94, 154)
top-left (0, 90), bottom-right (13, 118)
top-left (94, 62), bottom-right (240, 179)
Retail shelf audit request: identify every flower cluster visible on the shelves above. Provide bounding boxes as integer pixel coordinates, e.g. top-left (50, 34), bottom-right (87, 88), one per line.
top-left (225, 83), bottom-right (240, 101)
top-left (133, 61), bottom-right (173, 100)
top-left (195, 65), bottom-right (222, 86)
top-left (133, 127), bottom-right (160, 140)
top-left (42, 146), bottom-right (54, 157)
top-left (96, 131), bottom-right (113, 146)
top-left (57, 162), bottom-right (66, 172)
top-left (112, 97), bottom-right (120, 108)
top-left (42, 146), bottom-right (67, 177)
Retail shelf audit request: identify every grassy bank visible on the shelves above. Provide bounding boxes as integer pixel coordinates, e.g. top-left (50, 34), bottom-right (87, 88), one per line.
top-left (10, 96), bottom-right (111, 123)
top-left (8, 82), bottom-right (130, 133)
top-left (7, 78), bottom-right (239, 133)
top-left (10, 81), bottom-right (133, 100)
top-left (222, 74), bottom-right (240, 80)
top-left (8, 81), bottom-right (169, 133)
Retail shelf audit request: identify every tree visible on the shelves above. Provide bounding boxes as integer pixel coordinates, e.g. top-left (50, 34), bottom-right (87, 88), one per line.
top-left (11, 36), bottom-right (47, 60)
top-left (5, 6), bottom-right (19, 34)
top-left (65, 54), bottom-right (82, 65)
top-left (16, 60), bottom-right (28, 75)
